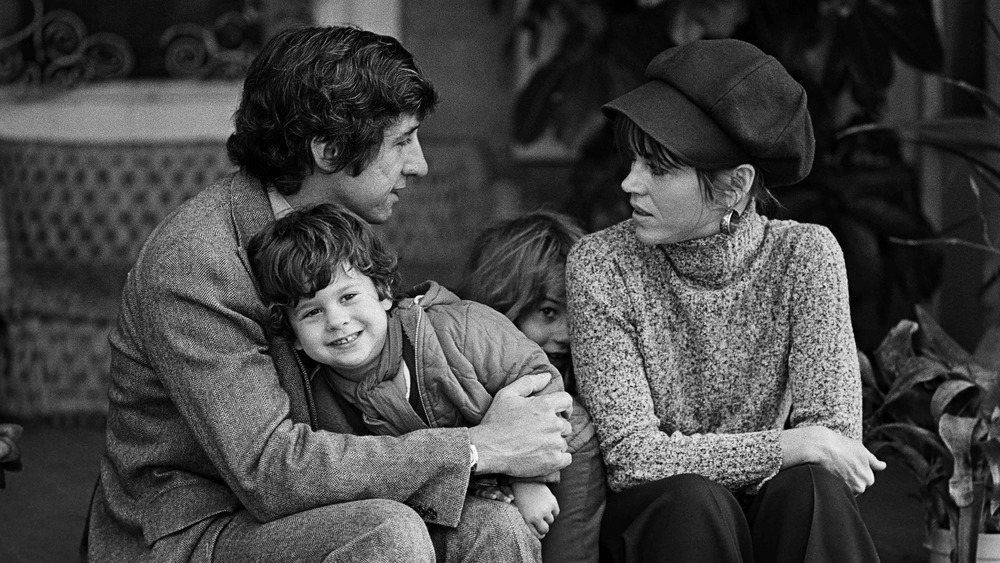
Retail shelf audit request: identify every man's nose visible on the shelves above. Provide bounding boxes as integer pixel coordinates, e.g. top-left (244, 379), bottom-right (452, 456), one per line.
top-left (404, 138), bottom-right (428, 177)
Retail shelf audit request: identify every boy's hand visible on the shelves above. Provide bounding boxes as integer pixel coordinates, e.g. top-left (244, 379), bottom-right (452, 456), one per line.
top-left (511, 481), bottom-right (559, 539)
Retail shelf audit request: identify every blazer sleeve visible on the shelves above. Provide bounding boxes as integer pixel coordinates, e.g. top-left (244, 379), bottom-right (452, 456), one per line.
top-left (567, 237), bottom-right (780, 494)
top-left (785, 227), bottom-right (862, 440)
top-left (136, 237), bottom-right (471, 527)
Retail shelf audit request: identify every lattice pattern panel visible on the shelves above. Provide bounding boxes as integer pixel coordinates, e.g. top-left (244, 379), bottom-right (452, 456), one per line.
top-left (0, 140), bottom-right (234, 417)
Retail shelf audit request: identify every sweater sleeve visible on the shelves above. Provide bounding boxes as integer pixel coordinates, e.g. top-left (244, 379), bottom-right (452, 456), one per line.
top-left (785, 227), bottom-right (862, 440)
top-left (567, 235), bottom-right (780, 494)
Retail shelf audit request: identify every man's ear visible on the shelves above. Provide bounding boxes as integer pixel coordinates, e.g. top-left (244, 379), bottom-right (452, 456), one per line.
top-left (310, 138), bottom-right (338, 173)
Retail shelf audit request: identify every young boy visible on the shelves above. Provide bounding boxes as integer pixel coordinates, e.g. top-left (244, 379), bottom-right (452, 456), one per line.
top-left (247, 204), bottom-right (603, 562)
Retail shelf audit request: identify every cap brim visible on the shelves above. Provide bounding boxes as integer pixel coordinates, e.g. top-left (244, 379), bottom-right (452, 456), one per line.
top-left (602, 81), bottom-right (749, 169)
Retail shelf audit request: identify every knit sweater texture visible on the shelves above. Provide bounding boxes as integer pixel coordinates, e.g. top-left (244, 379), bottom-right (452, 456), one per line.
top-left (566, 209), bottom-right (861, 494)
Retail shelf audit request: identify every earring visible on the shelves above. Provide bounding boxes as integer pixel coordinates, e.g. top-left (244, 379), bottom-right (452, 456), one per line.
top-left (720, 208), bottom-right (741, 236)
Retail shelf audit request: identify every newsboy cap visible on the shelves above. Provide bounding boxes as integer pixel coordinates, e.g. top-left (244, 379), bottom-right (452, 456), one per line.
top-left (603, 38), bottom-right (815, 187)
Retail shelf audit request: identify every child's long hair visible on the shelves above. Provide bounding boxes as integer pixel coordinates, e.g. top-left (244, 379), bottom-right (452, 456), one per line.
top-left (247, 203), bottom-right (399, 341)
top-left (459, 210), bottom-right (585, 324)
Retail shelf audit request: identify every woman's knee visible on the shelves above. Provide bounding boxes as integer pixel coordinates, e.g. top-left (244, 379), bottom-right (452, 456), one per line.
top-left (607, 473), bottom-right (741, 527)
top-left (768, 464), bottom-right (852, 501)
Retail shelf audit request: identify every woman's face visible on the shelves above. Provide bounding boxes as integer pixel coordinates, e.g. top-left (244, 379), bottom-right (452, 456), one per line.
top-left (621, 159), bottom-right (724, 245)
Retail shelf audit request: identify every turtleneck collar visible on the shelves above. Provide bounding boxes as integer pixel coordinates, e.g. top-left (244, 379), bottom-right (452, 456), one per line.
top-left (658, 208), bottom-right (765, 288)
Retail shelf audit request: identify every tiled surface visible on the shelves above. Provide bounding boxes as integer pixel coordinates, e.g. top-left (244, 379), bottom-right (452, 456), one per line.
top-left (0, 422), bottom-right (927, 562)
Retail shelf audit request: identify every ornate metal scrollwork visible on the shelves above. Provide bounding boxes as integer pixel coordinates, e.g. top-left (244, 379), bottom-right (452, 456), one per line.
top-left (0, 0), bottom-right (134, 87)
top-left (160, 8), bottom-right (260, 80)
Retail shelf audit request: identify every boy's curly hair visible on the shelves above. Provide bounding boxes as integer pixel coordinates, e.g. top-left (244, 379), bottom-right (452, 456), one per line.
top-left (227, 25), bottom-right (439, 195)
top-left (459, 210), bottom-right (585, 324)
top-left (247, 203), bottom-right (400, 341)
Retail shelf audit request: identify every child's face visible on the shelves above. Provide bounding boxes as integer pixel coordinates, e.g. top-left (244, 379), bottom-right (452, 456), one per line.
top-left (516, 291), bottom-right (571, 376)
top-left (289, 263), bottom-right (393, 381)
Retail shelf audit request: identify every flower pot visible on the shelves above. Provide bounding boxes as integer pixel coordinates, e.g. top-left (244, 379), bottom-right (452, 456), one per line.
top-left (927, 528), bottom-right (1000, 562)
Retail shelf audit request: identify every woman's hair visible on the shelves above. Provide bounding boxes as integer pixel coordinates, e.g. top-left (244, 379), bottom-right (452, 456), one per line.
top-left (227, 25), bottom-right (439, 196)
top-left (459, 210), bottom-right (586, 323)
top-left (613, 115), bottom-right (778, 213)
top-left (247, 203), bottom-right (399, 340)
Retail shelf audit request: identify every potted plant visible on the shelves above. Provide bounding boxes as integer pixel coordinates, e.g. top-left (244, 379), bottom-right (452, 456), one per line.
top-left (864, 306), bottom-right (1000, 562)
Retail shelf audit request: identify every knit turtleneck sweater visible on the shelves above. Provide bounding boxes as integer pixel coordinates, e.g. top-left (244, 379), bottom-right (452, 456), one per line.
top-left (566, 210), bottom-right (861, 494)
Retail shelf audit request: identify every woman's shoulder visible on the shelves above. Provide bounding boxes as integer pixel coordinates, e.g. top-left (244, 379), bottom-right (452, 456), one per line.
top-left (571, 220), bottom-right (643, 262)
top-left (762, 217), bottom-right (842, 258)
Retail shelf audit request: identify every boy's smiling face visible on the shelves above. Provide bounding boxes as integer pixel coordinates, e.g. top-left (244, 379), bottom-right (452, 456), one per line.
top-left (289, 262), bottom-right (392, 381)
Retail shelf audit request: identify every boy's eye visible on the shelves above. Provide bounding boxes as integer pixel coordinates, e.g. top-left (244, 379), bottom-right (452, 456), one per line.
top-left (540, 307), bottom-right (558, 319)
top-left (301, 308), bottom-right (321, 319)
top-left (341, 293), bottom-right (357, 303)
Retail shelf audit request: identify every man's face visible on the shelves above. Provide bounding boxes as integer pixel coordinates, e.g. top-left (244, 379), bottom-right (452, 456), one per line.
top-left (317, 114), bottom-right (428, 224)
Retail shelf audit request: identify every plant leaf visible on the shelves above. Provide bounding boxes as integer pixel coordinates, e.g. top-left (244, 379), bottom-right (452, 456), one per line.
top-left (981, 439), bottom-right (1000, 515)
top-left (915, 305), bottom-right (975, 365)
top-left (866, 422), bottom-right (950, 459)
top-left (939, 414), bottom-right (979, 507)
top-left (867, 439), bottom-right (931, 479)
top-left (867, 0), bottom-right (944, 72)
top-left (874, 319), bottom-right (919, 379)
top-left (858, 349), bottom-right (886, 398)
top-left (879, 356), bottom-right (951, 411)
top-left (930, 379), bottom-right (979, 422)
top-left (940, 77), bottom-right (1000, 121)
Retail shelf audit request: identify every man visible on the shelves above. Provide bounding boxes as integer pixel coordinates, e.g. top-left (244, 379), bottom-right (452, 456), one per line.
top-left (86, 26), bottom-right (573, 562)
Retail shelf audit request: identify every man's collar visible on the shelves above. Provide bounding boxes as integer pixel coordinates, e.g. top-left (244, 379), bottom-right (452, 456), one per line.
top-left (267, 187), bottom-right (294, 219)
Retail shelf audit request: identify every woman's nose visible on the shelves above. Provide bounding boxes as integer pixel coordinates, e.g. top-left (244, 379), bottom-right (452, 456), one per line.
top-left (621, 162), bottom-right (643, 194)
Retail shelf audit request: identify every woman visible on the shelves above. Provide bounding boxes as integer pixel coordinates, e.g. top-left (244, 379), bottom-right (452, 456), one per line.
top-left (566, 38), bottom-right (885, 562)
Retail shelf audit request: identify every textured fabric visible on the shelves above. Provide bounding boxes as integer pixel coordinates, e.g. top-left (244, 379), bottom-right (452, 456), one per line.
top-left (320, 280), bottom-right (605, 563)
top-left (567, 209), bottom-right (861, 494)
top-left (322, 280), bottom-right (595, 451)
top-left (599, 465), bottom-right (879, 563)
top-left (429, 495), bottom-right (541, 563)
top-left (86, 172), bottom-right (472, 562)
top-left (210, 499), bottom-right (436, 563)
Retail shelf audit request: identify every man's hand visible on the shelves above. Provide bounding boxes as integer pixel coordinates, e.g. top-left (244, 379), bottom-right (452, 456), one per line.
top-left (470, 373), bottom-right (573, 478)
top-left (511, 481), bottom-right (559, 539)
top-left (779, 426), bottom-right (886, 494)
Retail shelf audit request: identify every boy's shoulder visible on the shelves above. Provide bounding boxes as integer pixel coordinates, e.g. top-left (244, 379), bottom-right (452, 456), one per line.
top-left (397, 280), bottom-right (518, 335)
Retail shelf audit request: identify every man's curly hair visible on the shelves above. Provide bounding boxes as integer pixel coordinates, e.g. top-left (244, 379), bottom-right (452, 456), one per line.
top-left (247, 203), bottom-right (400, 341)
top-left (227, 25), bottom-right (439, 195)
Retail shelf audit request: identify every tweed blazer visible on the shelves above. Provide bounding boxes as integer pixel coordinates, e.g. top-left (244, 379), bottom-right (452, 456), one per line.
top-left (87, 173), bottom-right (471, 562)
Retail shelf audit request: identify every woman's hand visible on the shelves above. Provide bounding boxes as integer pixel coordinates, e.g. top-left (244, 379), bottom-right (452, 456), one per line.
top-left (779, 426), bottom-right (886, 494)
